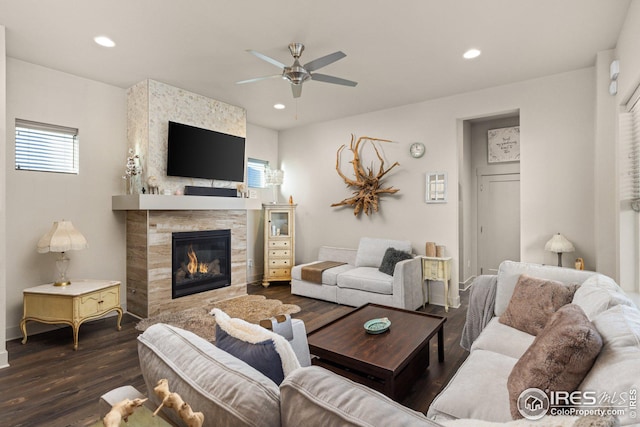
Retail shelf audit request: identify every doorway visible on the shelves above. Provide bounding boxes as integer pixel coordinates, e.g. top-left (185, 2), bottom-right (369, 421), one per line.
top-left (458, 113), bottom-right (520, 284)
top-left (478, 172), bottom-right (520, 274)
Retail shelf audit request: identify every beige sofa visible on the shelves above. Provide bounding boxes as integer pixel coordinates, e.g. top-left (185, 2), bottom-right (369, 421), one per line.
top-left (427, 261), bottom-right (640, 426)
top-left (291, 237), bottom-right (423, 310)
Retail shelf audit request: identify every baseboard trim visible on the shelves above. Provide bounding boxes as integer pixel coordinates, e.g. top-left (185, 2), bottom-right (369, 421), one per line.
top-left (459, 275), bottom-right (476, 292)
top-left (0, 349), bottom-right (8, 369)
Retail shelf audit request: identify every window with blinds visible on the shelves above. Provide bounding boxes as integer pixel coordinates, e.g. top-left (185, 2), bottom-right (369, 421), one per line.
top-left (15, 119), bottom-right (79, 174)
top-left (247, 158), bottom-right (269, 188)
top-left (620, 86), bottom-right (640, 210)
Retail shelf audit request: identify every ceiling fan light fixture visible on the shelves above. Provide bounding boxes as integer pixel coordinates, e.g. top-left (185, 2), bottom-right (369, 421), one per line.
top-left (243, 42), bottom-right (357, 99)
top-left (463, 48), bottom-right (481, 59)
top-left (283, 62), bottom-right (311, 85)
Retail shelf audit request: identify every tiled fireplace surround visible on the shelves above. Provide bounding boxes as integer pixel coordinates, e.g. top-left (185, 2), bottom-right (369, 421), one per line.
top-left (125, 209), bottom-right (249, 318)
top-left (121, 79), bottom-right (253, 318)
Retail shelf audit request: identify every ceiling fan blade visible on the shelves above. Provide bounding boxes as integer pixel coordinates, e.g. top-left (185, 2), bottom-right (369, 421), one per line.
top-left (311, 73), bottom-right (358, 87)
top-left (236, 74), bottom-right (282, 85)
top-left (304, 51), bottom-right (346, 72)
top-left (247, 50), bottom-right (286, 69)
top-left (291, 84), bottom-right (302, 98)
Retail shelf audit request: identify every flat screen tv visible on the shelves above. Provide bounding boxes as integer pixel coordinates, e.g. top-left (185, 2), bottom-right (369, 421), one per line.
top-left (167, 121), bottom-right (245, 182)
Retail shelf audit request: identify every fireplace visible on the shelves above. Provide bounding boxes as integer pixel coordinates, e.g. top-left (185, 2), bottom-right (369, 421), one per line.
top-left (172, 229), bottom-right (231, 298)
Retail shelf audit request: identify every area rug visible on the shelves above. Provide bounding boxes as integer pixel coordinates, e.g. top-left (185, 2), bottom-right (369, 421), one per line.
top-left (135, 295), bottom-right (301, 342)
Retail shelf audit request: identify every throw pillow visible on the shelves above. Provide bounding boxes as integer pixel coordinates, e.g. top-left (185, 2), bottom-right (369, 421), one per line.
top-left (499, 274), bottom-right (579, 336)
top-left (507, 304), bottom-right (603, 419)
top-left (378, 247), bottom-right (413, 276)
top-left (212, 308), bottom-right (301, 385)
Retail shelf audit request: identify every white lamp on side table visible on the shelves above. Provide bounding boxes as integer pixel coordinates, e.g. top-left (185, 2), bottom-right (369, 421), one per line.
top-left (266, 168), bottom-right (284, 204)
top-left (544, 233), bottom-right (574, 267)
top-left (37, 220), bottom-right (88, 286)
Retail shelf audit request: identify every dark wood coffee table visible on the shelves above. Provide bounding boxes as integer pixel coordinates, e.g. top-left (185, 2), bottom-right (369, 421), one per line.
top-left (307, 303), bottom-right (446, 401)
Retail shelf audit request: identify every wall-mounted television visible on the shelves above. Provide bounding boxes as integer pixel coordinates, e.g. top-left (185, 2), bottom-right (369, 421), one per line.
top-left (167, 121), bottom-right (245, 182)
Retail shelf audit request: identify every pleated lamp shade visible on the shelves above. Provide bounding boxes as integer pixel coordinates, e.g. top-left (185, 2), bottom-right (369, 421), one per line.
top-left (37, 221), bottom-right (88, 253)
top-left (544, 233), bottom-right (574, 267)
top-left (544, 233), bottom-right (575, 254)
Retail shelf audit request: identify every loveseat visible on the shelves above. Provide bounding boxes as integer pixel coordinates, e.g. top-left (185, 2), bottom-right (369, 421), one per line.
top-left (291, 237), bottom-right (423, 310)
top-left (427, 261), bottom-right (640, 426)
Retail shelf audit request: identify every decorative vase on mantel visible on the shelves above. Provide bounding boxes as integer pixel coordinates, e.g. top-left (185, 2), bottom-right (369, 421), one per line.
top-left (126, 174), bottom-right (142, 195)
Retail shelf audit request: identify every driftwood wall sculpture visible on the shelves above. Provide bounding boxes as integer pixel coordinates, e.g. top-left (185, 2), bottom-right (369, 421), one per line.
top-left (331, 134), bottom-right (400, 216)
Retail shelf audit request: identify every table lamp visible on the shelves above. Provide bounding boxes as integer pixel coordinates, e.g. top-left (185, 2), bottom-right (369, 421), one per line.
top-left (266, 168), bottom-right (284, 204)
top-left (37, 220), bottom-right (88, 286)
top-left (544, 233), bottom-right (574, 267)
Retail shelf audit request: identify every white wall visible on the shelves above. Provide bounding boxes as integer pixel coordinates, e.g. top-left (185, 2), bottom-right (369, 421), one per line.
top-left (459, 120), bottom-right (472, 285)
top-left (615, 0), bottom-right (640, 293)
top-left (615, 0), bottom-right (640, 103)
top-left (4, 59), bottom-right (127, 339)
top-left (245, 122), bottom-right (279, 283)
top-left (0, 25), bottom-right (8, 367)
top-left (594, 49), bottom-right (618, 281)
top-left (279, 67), bottom-right (597, 309)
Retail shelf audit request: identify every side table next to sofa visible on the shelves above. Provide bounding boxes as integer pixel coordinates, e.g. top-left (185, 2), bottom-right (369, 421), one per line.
top-left (20, 279), bottom-right (122, 350)
top-left (420, 256), bottom-right (451, 312)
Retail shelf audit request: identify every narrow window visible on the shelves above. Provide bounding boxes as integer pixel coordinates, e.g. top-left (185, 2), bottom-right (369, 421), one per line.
top-left (247, 158), bottom-right (269, 188)
top-left (15, 119), bottom-right (79, 174)
top-left (620, 88), bottom-right (640, 209)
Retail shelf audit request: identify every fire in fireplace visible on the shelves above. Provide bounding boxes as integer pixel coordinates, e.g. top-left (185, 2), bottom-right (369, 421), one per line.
top-left (172, 229), bottom-right (231, 298)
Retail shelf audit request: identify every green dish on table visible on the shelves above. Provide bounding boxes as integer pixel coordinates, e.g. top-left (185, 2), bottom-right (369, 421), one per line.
top-left (364, 317), bottom-right (391, 334)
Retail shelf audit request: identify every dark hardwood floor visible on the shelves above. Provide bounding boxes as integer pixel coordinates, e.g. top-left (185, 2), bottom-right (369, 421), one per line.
top-left (0, 283), bottom-right (469, 427)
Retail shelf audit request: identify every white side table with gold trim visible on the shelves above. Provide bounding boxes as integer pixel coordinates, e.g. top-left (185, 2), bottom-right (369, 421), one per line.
top-left (21, 279), bottom-right (122, 350)
top-left (420, 256), bottom-right (452, 312)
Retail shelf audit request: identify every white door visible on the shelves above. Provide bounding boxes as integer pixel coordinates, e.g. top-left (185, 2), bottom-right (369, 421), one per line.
top-left (478, 173), bottom-right (520, 275)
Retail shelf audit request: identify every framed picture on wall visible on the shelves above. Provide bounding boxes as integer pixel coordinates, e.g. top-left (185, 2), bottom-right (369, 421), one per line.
top-left (488, 126), bottom-right (520, 163)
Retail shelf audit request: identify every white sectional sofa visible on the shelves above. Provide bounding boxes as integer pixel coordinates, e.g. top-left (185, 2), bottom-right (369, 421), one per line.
top-left (134, 260), bottom-right (634, 427)
top-left (427, 261), bottom-right (640, 426)
top-left (291, 237), bottom-right (423, 310)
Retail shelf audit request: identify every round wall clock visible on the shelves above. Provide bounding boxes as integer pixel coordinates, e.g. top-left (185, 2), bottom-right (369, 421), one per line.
top-left (409, 142), bottom-right (425, 158)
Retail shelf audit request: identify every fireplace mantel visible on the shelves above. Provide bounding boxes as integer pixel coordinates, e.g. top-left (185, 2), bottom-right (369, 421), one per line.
top-left (112, 194), bottom-right (262, 211)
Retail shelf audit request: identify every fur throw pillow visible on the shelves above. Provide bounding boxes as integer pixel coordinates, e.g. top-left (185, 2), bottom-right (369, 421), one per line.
top-left (378, 247), bottom-right (412, 276)
top-left (507, 304), bottom-right (603, 419)
top-left (499, 274), bottom-right (579, 336)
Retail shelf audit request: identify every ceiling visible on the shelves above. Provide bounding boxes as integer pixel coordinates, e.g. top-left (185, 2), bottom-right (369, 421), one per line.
top-left (0, 0), bottom-right (631, 130)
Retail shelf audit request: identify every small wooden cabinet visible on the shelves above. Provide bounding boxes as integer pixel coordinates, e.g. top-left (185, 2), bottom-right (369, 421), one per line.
top-left (262, 203), bottom-right (296, 287)
top-left (20, 279), bottom-right (123, 350)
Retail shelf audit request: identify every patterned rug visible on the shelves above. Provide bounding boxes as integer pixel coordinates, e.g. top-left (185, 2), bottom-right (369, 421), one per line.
top-left (135, 294), bottom-right (301, 342)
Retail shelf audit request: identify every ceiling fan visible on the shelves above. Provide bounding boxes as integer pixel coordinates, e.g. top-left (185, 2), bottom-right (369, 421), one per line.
top-left (236, 42), bottom-right (358, 98)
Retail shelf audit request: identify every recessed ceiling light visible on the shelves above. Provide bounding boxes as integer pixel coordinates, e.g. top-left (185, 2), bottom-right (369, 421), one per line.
top-left (273, 103), bottom-right (286, 110)
top-left (463, 48), bottom-right (481, 59)
top-left (94, 36), bottom-right (116, 48)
